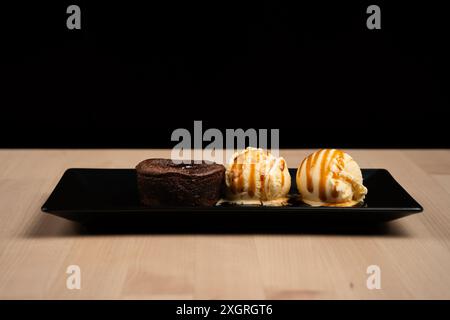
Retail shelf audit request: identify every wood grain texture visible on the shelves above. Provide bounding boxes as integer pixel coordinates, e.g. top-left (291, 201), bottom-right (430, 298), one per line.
top-left (0, 149), bottom-right (450, 299)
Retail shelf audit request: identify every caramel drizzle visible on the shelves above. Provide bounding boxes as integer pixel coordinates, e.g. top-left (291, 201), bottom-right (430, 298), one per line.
top-left (331, 175), bottom-right (339, 198)
top-left (305, 155), bottom-right (313, 192)
top-left (237, 156), bottom-right (245, 193)
top-left (319, 149), bottom-right (344, 201)
top-left (260, 173), bottom-right (266, 200)
top-left (230, 149), bottom-right (285, 200)
top-left (318, 149), bottom-right (332, 201)
top-left (331, 150), bottom-right (344, 198)
top-left (259, 153), bottom-right (266, 200)
top-left (248, 151), bottom-right (257, 197)
top-left (265, 158), bottom-right (276, 198)
top-left (306, 149), bottom-right (322, 193)
top-left (230, 149), bottom-right (259, 197)
top-left (230, 155), bottom-right (244, 194)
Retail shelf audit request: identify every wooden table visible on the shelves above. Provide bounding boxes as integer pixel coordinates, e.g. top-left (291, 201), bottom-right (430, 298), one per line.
top-left (1, 149), bottom-right (450, 299)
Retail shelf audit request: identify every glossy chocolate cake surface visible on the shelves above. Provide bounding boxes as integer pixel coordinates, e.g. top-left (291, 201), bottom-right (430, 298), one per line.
top-left (136, 159), bottom-right (225, 206)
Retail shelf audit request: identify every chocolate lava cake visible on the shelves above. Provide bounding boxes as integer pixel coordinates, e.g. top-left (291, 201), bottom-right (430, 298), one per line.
top-left (136, 159), bottom-right (225, 206)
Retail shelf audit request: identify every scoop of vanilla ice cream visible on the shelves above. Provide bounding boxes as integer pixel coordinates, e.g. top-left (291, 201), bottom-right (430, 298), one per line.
top-left (225, 147), bottom-right (291, 204)
top-left (296, 149), bottom-right (367, 207)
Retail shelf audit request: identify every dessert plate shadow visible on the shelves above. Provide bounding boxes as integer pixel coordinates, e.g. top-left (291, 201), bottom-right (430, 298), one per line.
top-left (41, 168), bottom-right (423, 229)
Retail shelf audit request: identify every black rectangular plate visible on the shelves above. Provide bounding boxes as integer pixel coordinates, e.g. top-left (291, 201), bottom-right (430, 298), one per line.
top-left (42, 168), bottom-right (423, 228)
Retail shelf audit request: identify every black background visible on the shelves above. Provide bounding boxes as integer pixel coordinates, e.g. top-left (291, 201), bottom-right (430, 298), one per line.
top-left (0, 1), bottom-right (448, 148)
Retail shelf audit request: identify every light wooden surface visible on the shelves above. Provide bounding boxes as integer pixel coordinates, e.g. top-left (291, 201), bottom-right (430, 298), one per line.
top-left (1, 149), bottom-right (450, 299)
